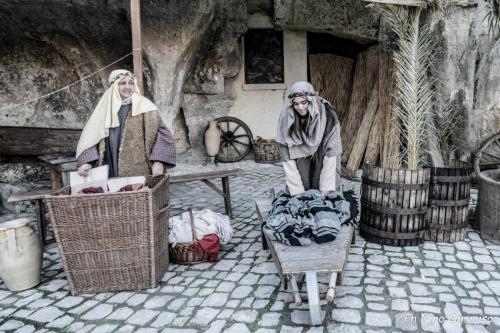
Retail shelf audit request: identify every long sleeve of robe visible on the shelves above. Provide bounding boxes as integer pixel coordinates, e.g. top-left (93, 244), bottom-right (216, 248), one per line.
top-left (77, 118), bottom-right (176, 170)
top-left (278, 104), bottom-right (341, 194)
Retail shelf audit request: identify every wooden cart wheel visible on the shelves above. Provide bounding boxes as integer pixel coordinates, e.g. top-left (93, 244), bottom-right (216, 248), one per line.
top-left (204, 116), bottom-right (254, 163)
top-left (474, 132), bottom-right (500, 174)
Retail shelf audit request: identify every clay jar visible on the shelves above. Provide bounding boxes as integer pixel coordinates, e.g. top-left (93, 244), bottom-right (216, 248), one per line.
top-left (0, 218), bottom-right (42, 291)
top-left (205, 120), bottom-right (221, 162)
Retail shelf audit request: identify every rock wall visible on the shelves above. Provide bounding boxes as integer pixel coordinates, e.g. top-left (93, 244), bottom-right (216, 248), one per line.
top-left (430, 0), bottom-right (500, 153)
top-left (0, 1), bottom-right (132, 129)
top-left (274, 0), bottom-right (380, 41)
top-left (181, 0), bottom-right (247, 159)
top-left (0, 156), bottom-right (51, 214)
top-left (0, 0), bottom-right (497, 162)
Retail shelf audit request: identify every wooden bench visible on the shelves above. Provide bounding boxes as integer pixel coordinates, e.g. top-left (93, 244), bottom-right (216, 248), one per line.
top-left (7, 190), bottom-right (53, 246)
top-left (256, 195), bottom-right (355, 325)
top-left (1, 126), bottom-right (80, 247)
top-left (170, 169), bottom-right (243, 219)
top-left (38, 155), bottom-right (77, 189)
top-left (8, 168), bottom-right (243, 248)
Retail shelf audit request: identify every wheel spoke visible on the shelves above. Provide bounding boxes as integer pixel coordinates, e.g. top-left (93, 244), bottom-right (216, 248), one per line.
top-left (492, 139), bottom-right (500, 152)
top-left (230, 142), bottom-right (242, 156)
top-left (483, 151), bottom-right (497, 158)
top-left (219, 125), bottom-right (228, 135)
top-left (210, 117), bottom-right (254, 162)
top-left (233, 139), bottom-right (249, 146)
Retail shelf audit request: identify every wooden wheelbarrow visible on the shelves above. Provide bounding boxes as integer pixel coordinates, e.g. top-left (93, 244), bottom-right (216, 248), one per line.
top-left (255, 195), bottom-right (355, 326)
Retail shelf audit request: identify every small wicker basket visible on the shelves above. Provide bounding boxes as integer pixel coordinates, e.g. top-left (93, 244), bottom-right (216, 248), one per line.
top-left (169, 208), bottom-right (204, 264)
top-left (254, 137), bottom-right (280, 164)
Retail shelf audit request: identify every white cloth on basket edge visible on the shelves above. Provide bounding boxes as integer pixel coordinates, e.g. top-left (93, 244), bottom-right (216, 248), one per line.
top-left (168, 209), bottom-right (233, 246)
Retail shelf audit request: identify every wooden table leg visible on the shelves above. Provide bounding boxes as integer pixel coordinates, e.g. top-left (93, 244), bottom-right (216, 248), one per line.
top-left (35, 199), bottom-right (46, 247)
top-left (221, 176), bottom-right (232, 218)
top-left (50, 168), bottom-right (62, 189)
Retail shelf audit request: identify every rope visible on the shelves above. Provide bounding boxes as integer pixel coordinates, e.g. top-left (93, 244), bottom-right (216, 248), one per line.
top-left (0, 52), bottom-right (133, 113)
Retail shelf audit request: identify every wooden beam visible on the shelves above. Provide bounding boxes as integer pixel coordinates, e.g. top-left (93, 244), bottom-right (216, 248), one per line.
top-left (363, 0), bottom-right (427, 7)
top-left (346, 82), bottom-right (379, 176)
top-left (130, 0), bottom-right (144, 93)
top-left (341, 45), bottom-right (379, 163)
top-left (7, 189), bottom-right (52, 203)
top-left (201, 179), bottom-right (226, 197)
top-left (0, 126), bottom-right (80, 156)
top-left (169, 169), bottom-right (242, 183)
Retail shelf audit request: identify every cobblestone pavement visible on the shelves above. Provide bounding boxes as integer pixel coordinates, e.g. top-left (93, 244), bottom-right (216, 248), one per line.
top-left (1, 161), bottom-right (499, 333)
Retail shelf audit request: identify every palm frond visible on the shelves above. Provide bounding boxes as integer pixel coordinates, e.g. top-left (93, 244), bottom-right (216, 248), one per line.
top-left (434, 91), bottom-right (466, 163)
top-left (384, 6), bottom-right (436, 169)
top-left (485, 0), bottom-right (500, 36)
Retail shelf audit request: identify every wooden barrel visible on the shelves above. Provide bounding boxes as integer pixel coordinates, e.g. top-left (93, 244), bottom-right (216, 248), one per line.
top-left (477, 169), bottom-right (500, 241)
top-left (425, 163), bottom-right (472, 243)
top-left (360, 165), bottom-right (430, 246)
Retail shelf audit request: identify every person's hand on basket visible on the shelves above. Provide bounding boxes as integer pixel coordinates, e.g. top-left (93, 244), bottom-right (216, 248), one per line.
top-left (152, 161), bottom-right (164, 177)
top-left (77, 163), bottom-right (92, 177)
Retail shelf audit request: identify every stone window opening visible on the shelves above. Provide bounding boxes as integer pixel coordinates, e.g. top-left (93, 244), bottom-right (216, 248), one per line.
top-left (244, 29), bottom-right (284, 85)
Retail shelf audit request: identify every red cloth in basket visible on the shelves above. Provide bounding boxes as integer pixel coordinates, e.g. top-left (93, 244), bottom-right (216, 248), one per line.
top-left (192, 234), bottom-right (220, 262)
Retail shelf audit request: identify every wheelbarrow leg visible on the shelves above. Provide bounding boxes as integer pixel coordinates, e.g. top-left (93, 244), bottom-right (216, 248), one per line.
top-left (289, 275), bottom-right (302, 306)
top-left (261, 227), bottom-right (268, 250)
top-left (326, 272), bottom-right (338, 303)
top-left (305, 271), bottom-right (322, 326)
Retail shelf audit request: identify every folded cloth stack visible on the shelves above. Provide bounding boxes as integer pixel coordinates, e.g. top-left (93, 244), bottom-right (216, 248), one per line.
top-left (80, 186), bottom-right (104, 194)
top-left (169, 209), bottom-right (233, 246)
top-left (264, 189), bottom-right (358, 246)
top-left (118, 183), bottom-right (145, 192)
top-left (79, 183), bottom-right (145, 194)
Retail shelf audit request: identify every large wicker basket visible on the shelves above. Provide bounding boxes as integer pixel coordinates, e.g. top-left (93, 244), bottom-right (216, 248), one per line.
top-left (45, 175), bottom-right (170, 295)
top-left (254, 137), bottom-right (280, 164)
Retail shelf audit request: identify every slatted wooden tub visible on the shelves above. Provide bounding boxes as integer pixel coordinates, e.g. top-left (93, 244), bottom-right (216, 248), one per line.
top-left (475, 131), bottom-right (500, 241)
top-left (360, 165), bottom-right (430, 246)
top-left (425, 163), bottom-right (472, 242)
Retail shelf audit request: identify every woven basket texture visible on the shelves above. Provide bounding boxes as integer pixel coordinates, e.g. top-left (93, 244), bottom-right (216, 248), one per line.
top-left (169, 243), bottom-right (204, 264)
top-left (45, 175), bottom-right (169, 295)
top-left (169, 208), bottom-right (204, 264)
top-left (254, 138), bottom-right (280, 163)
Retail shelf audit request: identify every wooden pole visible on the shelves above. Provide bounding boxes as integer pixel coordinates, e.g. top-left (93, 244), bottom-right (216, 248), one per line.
top-left (363, 0), bottom-right (426, 6)
top-left (130, 0), bottom-right (144, 93)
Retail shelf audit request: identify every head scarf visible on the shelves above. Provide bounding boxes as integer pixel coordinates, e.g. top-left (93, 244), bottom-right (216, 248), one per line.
top-left (76, 69), bottom-right (158, 158)
top-left (275, 81), bottom-right (330, 159)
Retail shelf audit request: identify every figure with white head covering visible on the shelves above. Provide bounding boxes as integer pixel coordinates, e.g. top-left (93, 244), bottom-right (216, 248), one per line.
top-left (276, 81), bottom-right (342, 196)
top-left (76, 69), bottom-right (176, 177)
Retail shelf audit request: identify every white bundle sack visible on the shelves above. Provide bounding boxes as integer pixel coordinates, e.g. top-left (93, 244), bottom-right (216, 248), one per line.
top-left (169, 209), bottom-right (233, 246)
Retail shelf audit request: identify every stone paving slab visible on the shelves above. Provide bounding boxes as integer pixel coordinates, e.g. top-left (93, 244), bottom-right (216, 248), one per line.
top-left (0, 161), bottom-right (499, 332)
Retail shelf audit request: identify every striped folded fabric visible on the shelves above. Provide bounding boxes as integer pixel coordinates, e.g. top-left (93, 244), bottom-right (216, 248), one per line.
top-left (263, 189), bottom-right (358, 246)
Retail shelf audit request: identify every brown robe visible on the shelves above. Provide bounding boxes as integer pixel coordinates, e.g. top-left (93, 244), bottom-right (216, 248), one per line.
top-left (98, 111), bottom-right (162, 177)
